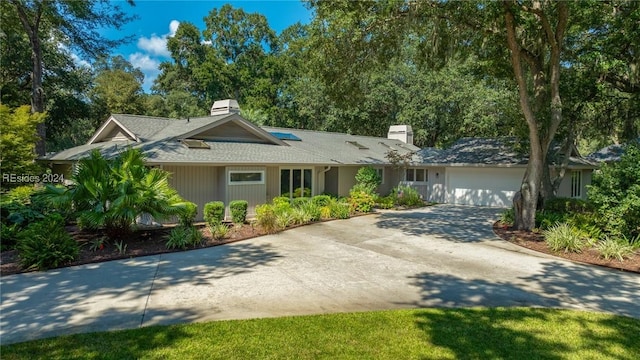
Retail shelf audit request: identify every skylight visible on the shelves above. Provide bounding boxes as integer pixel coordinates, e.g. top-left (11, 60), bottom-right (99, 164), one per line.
top-left (181, 139), bottom-right (210, 149)
top-left (346, 141), bottom-right (369, 150)
top-left (269, 132), bottom-right (302, 141)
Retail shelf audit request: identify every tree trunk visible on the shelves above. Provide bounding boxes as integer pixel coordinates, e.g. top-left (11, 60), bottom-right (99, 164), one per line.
top-left (505, 5), bottom-right (539, 230)
top-left (12, 0), bottom-right (46, 156)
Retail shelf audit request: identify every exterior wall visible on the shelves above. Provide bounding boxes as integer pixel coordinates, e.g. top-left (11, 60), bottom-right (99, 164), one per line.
top-left (557, 169), bottom-right (592, 199)
top-left (324, 167), bottom-right (339, 196)
top-left (225, 166), bottom-right (267, 218)
top-left (446, 167), bottom-right (525, 207)
top-left (266, 166), bottom-right (280, 202)
top-left (428, 167), bottom-right (446, 203)
top-left (315, 166), bottom-right (326, 195)
top-left (337, 166), bottom-right (359, 197)
top-left (164, 165), bottom-right (219, 221)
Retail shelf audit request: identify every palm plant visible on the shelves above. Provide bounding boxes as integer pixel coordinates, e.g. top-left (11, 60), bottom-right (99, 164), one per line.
top-left (45, 148), bottom-right (187, 239)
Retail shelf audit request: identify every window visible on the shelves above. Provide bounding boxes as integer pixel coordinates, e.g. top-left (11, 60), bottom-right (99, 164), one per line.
top-left (405, 168), bottom-right (428, 182)
top-left (281, 168), bottom-right (312, 198)
top-left (571, 171), bottom-right (582, 198)
top-left (229, 171), bottom-right (264, 185)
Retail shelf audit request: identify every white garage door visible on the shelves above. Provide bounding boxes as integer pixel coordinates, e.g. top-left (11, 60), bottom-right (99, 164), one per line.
top-left (446, 167), bottom-right (525, 207)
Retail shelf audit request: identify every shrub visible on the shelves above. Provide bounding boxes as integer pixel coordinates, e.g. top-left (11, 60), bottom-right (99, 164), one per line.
top-left (292, 187), bottom-right (311, 198)
top-left (42, 149), bottom-right (185, 240)
top-left (566, 213), bottom-right (602, 241)
top-left (0, 223), bottom-right (21, 251)
top-left (275, 209), bottom-right (294, 229)
top-left (292, 197), bottom-right (310, 209)
top-left (375, 195), bottom-right (395, 209)
top-left (290, 207), bottom-right (310, 225)
top-left (597, 236), bottom-right (636, 261)
top-left (329, 199), bottom-right (351, 219)
top-left (349, 188), bottom-right (376, 213)
top-left (588, 143), bottom-right (640, 239)
top-left (544, 197), bottom-right (592, 214)
top-left (209, 222), bottom-right (229, 240)
top-left (1, 185), bottom-right (47, 229)
top-left (229, 200), bottom-right (248, 224)
top-left (391, 186), bottom-right (423, 207)
top-left (354, 166), bottom-right (381, 194)
top-left (535, 211), bottom-right (567, 230)
top-left (272, 196), bottom-right (291, 208)
top-left (166, 225), bottom-right (202, 249)
top-left (178, 202), bottom-right (198, 227)
top-left (17, 214), bottom-right (79, 271)
top-left (300, 201), bottom-right (321, 222)
top-left (204, 201), bottom-right (225, 225)
top-left (500, 208), bottom-right (515, 226)
top-left (543, 223), bottom-right (587, 253)
top-left (256, 204), bottom-right (279, 234)
top-left (319, 206), bottom-right (332, 219)
top-left (311, 195), bottom-right (332, 207)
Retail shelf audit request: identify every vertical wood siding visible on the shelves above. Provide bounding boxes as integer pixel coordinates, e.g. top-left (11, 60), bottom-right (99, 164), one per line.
top-left (226, 166), bottom-right (267, 217)
top-left (164, 165), bottom-right (219, 221)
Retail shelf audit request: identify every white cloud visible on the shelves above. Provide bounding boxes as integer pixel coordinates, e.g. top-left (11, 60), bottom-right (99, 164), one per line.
top-left (136, 20), bottom-right (180, 58)
top-left (129, 52), bottom-right (161, 91)
top-left (138, 35), bottom-right (170, 57)
top-left (169, 20), bottom-right (180, 37)
top-left (129, 52), bottom-right (160, 71)
top-left (132, 20), bottom-right (180, 91)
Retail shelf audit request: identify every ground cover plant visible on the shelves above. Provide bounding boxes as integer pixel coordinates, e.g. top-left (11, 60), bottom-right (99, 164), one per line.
top-left (43, 149), bottom-right (187, 240)
top-left (1, 308), bottom-right (637, 359)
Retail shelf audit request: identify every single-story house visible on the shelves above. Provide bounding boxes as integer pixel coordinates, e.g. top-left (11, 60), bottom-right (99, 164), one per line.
top-left (46, 100), bottom-right (419, 220)
top-left (45, 99), bottom-right (598, 218)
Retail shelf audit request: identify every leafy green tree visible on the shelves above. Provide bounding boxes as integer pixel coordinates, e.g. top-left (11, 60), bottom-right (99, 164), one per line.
top-left (45, 148), bottom-right (187, 239)
top-left (6, 0), bottom-right (135, 155)
top-left (0, 105), bottom-right (46, 187)
top-left (588, 143), bottom-right (640, 240)
top-left (306, 0), bottom-right (616, 231)
top-left (203, 4), bottom-right (278, 101)
top-left (91, 55), bottom-right (145, 118)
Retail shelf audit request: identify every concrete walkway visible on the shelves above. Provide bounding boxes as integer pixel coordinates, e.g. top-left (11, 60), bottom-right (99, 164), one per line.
top-left (1, 205), bottom-right (639, 345)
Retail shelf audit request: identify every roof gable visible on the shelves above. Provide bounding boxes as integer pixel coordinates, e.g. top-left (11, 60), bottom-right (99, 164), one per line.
top-left (179, 114), bottom-right (287, 145)
top-left (88, 116), bottom-right (139, 144)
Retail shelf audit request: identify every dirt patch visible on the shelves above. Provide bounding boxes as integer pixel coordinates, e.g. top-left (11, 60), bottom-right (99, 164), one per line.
top-left (493, 222), bottom-right (640, 274)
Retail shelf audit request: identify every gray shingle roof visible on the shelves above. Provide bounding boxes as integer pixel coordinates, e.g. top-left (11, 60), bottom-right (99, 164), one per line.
top-left (46, 114), bottom-right (417, 166)
top-left (417, 137), bottom-right (597, 167)
top-left (587, 138), bottom-right (639, 163)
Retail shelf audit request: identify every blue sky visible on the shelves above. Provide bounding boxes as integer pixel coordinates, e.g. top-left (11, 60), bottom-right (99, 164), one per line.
top-left (103, 1), bottom-right (312, 91)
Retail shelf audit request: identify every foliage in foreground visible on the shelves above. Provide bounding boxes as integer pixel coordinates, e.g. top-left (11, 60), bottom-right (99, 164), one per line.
top-left (543, 222), bottom-right (590, 253)
top-left (166, 226), bottom-right (202, 250)
top-left (16, 214), bottom-right (79, 270)
top-left (44, 149), bottom-right (187, 239)
top-left (0, 105), bottom-right (46, 187)
top-left (588, 143), bottom-right (640, 240)
top-left (1, 308), bottom-right (638, 360)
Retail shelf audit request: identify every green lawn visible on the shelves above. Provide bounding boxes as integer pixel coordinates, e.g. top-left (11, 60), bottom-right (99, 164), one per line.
top-left (1, 308), bottom-right (638, 359)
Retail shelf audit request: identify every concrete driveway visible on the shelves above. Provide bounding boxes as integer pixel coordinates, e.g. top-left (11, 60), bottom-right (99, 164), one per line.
top-left (1, 205), bottom-right (639, 345)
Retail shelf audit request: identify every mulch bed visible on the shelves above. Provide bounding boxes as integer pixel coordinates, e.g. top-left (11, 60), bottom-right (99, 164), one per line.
top-left (4, 214), bottom-right (638, 276)
top-left (493, 222), bottom-right (640, 274)
top-left (0, 223), bottom-right (267, 276)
